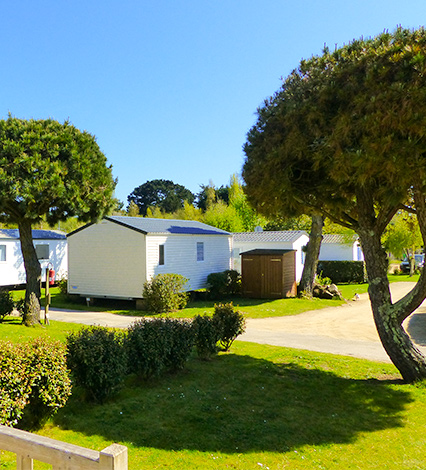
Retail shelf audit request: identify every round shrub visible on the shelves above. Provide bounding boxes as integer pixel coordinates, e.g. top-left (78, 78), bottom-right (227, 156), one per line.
top-left (66, 326), bottom-right (127, 403)
top-left (212, 303), bottom-right (246, 351)
top-left (207, 270), bottom-right (241, 299)
top-left (143, 273), bottom-right (189, 313)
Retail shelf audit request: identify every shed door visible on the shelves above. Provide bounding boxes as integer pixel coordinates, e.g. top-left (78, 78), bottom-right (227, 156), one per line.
top-left (241, 256), bottom-right (262, 297)
top-left (263, 255), bottom-right (283, 298)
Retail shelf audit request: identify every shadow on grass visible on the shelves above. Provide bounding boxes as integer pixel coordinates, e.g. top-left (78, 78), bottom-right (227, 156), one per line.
top-left (54, 352), bottom-right (411, 453)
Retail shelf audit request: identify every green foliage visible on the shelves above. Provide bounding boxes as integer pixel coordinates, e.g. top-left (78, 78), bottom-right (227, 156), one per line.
top-left (126, 319), bottom-right (170, 378)
top-left (0, 341), bottom-right (31, 426)
top-left (243, 27), bottom-right (426, 228)
top-left (19, 338), bottom-right (72, 430)
top-left (228, 174), bottom-right (267, 231)
top-left (163, 319), bottom-right (194, 371)
top-left (0, 290), bottom-right (15, 322)
top-left (212, 302), bottom-right (246, 351)
top-left (0, 338), bottom-right (71, 429)
top-left (196, 182), bottom-right (229, 211)
top-left (128, 179), bottom-right (195, 216)
top-left (242, 27), bottom-right (426, 380)
top-left (0, 116), bottom-right (116, 326)
top-left (383, 213), bottom-right (423, 272)
top-left (192, 315), bottom-right (219, 360)
top-left (0, 116), bottom-right (116, 226)
top-left (126, 318), bottom-right (194, 377)
top-left (315, 272), bottom-right (332, 286)
top-left (66, 326), bottom-right (127, 403)
top-left (207, 269), bottom-right (241, 298)
top-left (57, 278), bottom-right (68, 295)
top-left (203, 199), bottom-right (244, 232)
top-left (143, 273), bottom-right (188, 313)
top-left (317, 261), bottom-right (366, 284)
top-left (127, 200), bottom-right (140, 217)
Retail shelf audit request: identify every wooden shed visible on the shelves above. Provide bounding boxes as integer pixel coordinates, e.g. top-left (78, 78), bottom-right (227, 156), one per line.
top-left (240, 249), bottom-right (297, 299)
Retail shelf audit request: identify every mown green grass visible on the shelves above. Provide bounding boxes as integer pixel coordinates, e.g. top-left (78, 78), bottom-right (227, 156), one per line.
top-left (1, 285), bottom-right (425, 470)
top-left (0, 316), bottom-right (84, 343)
top-left (1, 339), bottom-right (426, 470)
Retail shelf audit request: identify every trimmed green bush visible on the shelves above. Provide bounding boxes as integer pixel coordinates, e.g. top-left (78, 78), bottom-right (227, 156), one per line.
top-left (0, 338), bottom-right (71, 429)
top-left (163, 319), bottom-right (194, 372)
top-left (66, 326), bottom-right (127, 403)
top-left (143, 273), bottom-right (189, 313)
top-left (0, 341), bottom-right (31, 426)
top-left (192, 315), bottom-right (219, 360)
top-left (316, 261), bottom-right (366, 284)
top-left (0, 290), bottom-right (15, 322)
top-left (126, 318), bottom-right (195, 378)
top-left (207, 269), bottom-right (241, 299)
top-left (126, 319), bottom-right (171, 378)
top-left (19, 338), bottom-right (72, 430)
top-left (212, 302), bottom-right (246, 351)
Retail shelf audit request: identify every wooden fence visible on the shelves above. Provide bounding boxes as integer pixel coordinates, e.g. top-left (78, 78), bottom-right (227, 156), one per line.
top-left (0, 424), bottom-right (128, 470)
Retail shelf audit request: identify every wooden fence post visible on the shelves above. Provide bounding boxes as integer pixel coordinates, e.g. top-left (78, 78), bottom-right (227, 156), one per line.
top-left (99, 444), bottom-right (128, 470)
top-left (17, 454), bottom-right (33, 470)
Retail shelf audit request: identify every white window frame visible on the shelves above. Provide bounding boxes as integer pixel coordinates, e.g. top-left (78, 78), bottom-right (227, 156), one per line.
top-left (159, 244), bottom-right (165, 266)
top-left (197, 242), bottom-right (204, 262)
top-left (0, 245), bottom-right (6, 262)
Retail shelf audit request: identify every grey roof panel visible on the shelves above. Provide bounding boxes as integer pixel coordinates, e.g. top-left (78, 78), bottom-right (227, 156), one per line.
top-left (106, 216), bottom-right (231, 236)
top-left (322, 234), bottom-right (357, 244)
top-left (0, 229), bottom-right (66, 240)
top-left (233, 231), bottom-right (308, 243)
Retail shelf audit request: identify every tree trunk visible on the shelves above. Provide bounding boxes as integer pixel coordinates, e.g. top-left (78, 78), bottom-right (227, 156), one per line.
top-left (298, 214), bottom-right (324, 296)
top-left (18, 220), bottom-right (41, 326)
top-left (359, 228), bottom-right (426, 382)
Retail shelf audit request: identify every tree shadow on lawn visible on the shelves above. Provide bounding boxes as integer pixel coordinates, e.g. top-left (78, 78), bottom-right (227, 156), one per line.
top-left (54, 353), bottom-right (411, 454)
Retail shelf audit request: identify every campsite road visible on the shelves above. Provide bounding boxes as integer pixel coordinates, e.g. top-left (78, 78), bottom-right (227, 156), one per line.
top-left (47, 282), bottom-right (426, 363)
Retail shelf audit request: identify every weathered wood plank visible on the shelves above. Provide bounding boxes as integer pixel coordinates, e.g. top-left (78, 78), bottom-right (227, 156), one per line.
top-left (0, 425), bottom-right (127, 470)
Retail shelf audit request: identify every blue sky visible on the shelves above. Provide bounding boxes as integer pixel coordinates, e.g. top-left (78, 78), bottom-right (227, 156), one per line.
top-left (1, 1), bottom-right (425, 205)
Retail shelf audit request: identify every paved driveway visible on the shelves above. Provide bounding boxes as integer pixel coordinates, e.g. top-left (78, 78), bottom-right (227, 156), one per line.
top-left (47, 282), bottom-right (426, 363)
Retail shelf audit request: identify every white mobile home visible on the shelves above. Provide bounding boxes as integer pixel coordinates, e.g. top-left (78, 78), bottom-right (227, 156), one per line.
top-left (232, 230), bottom-right (309, 282)
top-left (0, 229), bottom-right (67, 287)
top-left (319, 234), bottom-right (364, 262)
top-left (67, 216), bottom-right (232, 300)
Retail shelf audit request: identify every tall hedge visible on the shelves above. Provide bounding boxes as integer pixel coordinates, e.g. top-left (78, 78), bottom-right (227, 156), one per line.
top-left (316, 261), bottom-right (366, 284)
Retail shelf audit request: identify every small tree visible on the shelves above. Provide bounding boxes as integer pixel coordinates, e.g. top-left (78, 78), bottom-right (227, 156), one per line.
top-left (0, 116), bottom-right (116, 325)
top-left (243, 27), bottom-right (426, 382)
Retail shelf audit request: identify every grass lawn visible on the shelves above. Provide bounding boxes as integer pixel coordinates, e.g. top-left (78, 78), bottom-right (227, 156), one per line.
top-left (0, 336), bottom-right (425, 469)
top-left (1, 277), bottom-right (425, 470)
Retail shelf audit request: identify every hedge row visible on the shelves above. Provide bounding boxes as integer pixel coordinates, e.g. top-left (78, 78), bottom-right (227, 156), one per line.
top-left (66, 303), bottom-right (246, 403)
top-left (316, 260), bottom-right (366, 284)
top-left (0, 338), bottom-right (71, 429)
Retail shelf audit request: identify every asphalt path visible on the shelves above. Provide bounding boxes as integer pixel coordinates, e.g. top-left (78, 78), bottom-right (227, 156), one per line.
top-left (47, 282), bottom-right (426, 364)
